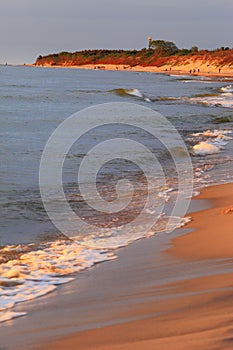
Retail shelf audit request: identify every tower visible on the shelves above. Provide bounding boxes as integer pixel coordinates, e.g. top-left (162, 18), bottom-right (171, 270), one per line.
top-left (148, 36), bottom-right (152, 49)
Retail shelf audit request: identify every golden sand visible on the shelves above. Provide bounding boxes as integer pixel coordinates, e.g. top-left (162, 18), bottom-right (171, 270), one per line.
top-left (28, 62), bottom-right (233, 78)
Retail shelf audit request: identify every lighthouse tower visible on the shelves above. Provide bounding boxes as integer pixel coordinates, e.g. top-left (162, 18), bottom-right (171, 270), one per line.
top-left (148, 36), bottom-right (152, 49)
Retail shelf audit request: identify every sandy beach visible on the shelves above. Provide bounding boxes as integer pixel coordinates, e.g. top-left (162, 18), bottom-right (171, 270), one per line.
top-left (29, 62), bottom-right (233, 79)
top-left (41, 183), bottom-right (233, 350)
top-left (1, 183), bottom-right (232, 349)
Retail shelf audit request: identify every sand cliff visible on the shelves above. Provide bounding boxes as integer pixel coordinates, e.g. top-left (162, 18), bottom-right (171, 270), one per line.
top-left (34, 49), bottom-right (233, 75)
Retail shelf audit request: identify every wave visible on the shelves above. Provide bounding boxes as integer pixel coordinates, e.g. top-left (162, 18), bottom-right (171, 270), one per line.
top-left (185, 84), bottom-right (233, 108)
top-left (187, 93), bottom-right (233, 108)
top-left (0, 84), bottom-right (33, 88)
top-left (110, 88), bottom-right (151, 102)
top-left (155, 89), bottom-right (233, 108)
top-left (158, 83), bottom-right (233, 109)
top-left (190, 129), bottom-right (233, 139)
top-left (220, 85), bottom-right (233, 93)
top-left (189, 129), bottom-right (233, 156)
top-left (213, 116), bottom-right (233, 124)
top-left (182, 79), bottom-right (212, 84)
top-left (192, 93), bottom-right (219, 98)
top-left (157, 96), bottom-right (179, 102)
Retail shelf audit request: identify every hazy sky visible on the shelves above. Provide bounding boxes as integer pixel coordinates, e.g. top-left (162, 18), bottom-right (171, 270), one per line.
top-left (1, 0), bottom-right (233, 64)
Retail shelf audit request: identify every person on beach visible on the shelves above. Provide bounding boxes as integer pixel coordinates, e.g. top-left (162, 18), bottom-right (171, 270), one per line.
top-left (219, 68), bottom-right (221, 73)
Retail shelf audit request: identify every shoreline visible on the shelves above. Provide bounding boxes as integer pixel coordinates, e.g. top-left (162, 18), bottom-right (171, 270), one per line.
top-left (1, 183), bottom-right (233, 349)
top-left (26, 63), bottom-right (233, 79)
top-left (44, 183), bottom-right (233, 350)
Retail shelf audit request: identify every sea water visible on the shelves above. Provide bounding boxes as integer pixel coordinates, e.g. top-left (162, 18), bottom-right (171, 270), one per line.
top-left (1, 65), bottom-right (233, 322)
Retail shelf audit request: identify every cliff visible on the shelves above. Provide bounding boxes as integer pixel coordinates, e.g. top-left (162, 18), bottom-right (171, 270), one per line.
top-left (34, 48), bottom-right (233, 73)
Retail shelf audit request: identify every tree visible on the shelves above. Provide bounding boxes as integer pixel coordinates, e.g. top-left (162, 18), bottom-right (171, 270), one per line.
top-left (190, 46), bottom-right (199, 53)
top-left (177, 48), bottom-right (191, 56)
top-left (150, 40), bottom-right (179, 56)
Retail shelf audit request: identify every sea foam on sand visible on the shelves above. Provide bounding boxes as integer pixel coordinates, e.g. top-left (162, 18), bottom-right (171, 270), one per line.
top-left (0, 241), bottom-right (116, 323)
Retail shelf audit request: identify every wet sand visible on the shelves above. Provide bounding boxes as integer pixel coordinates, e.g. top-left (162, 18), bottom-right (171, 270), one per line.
top-left (1, 184), bottom-right (232, 349)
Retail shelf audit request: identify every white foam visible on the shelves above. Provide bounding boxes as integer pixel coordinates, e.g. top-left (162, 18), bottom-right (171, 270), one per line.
top-left (126, 88), bottom-right (143, 98)
top-left (183, 79), bottom-right (212, 84)
top-left (221, 85), bottom-right (233, 93)
top-left (189, 91), bottom-right (233, 108)
top-left (155, 216), bottom-right (191, 233)
top-left (0, 241), bottom-right (116, 323)
top-left (125, 89), bottom-right (151, 102)
top-left (190, 129), bottom-right (233, 156)
top-left (192, 142), bottom-right (220, 156)
top-left (192, 190), bottom-right (200, 197)
top-left (0, 311), bottom-right (27, 323)
top-left (190, 130), bottom-right (232, 138)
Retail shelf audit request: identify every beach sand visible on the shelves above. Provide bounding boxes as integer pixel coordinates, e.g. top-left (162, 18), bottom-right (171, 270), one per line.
top-left (43, 183), bottom-right (233, 350)
top-left (28, 62), bottom-right (233, 79)
top-left (1, 184), bottom-right (233, 350)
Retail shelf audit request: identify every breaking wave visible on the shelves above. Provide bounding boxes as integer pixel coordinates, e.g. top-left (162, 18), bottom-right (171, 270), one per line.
top-left (110, 88), bottom-right (151, 102)
top-left (187, 85), bottom-right (233, 108)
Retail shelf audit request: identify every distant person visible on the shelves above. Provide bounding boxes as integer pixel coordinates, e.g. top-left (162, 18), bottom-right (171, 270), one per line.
top-left (198, 69), bottom-right (200, 73)
top-left (189, 69), bottom-right (192, 74)
top-left (219, 68), bottom-right (221, 73)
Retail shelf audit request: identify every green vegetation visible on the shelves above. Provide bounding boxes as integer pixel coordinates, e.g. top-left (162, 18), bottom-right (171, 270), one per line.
top-left (190, 46), bottom-right (199, 54)
top-left (149, 40), bottom-right (179, 56)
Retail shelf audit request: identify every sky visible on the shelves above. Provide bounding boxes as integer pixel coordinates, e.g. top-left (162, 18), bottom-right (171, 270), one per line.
top-left (1, 0), bottom-right (233, 64)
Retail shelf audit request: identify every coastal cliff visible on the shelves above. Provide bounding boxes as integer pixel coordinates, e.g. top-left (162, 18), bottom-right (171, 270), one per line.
top-left (34, 47), bottom-right (233, 74)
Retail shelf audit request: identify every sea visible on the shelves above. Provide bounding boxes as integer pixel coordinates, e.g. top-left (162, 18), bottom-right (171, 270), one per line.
top-left (1, 65), bottom-right (233, 323)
